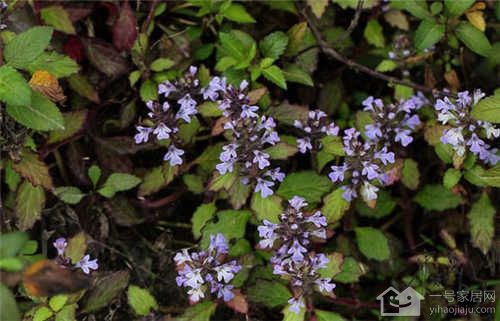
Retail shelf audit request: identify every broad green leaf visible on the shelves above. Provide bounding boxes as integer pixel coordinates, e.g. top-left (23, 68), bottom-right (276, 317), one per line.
top-left (47, 110), bottom-right (88, 144)
top-left (49, 295), bottom-right (68, 312)
top-left (260, 31), bottom-right (289, 59)
top-left (414, 20), bottom-right (445, 51)
top-left (150, 58), bottom-right (175, 72)
top-left (282, 65), bottom-right (313, 86)
top-left (200, 210), bottom-right (251, 248)
top-left (33, 306), bottom-right (53, 321)
top-left (54, 187), bottom-right (86, 205)
top-left (178, 117), bottom-right (200, 143)
top-left (198, 101), bottom-right (222, 117)
top-left (25, 52), bottom-right (79, 78)
top-left (82, 271), bottom-right (130, 313)
top-left (264, 142), bottom-right (297, 160)
top-left (127, 286), bottom-right (158, 316)
top-left (41, 6), bottom-right (75, 34)
top-left (471, 94), bottom-right (500, 123)
top-left (251, 193), bottom-right (283, 223)
top-left (68, 73), bottom-right (100, 103)
top-left (0, 232), bottom-right (28, 258)
top-left (0, 284), bottom-right (20, 321)
top-left (375, 59), bottom-right (398, 72)
top-left (383, 9), bottom-right (409, 30)
top-left (191, 202), bottom-right (217, 239)
top-left (228, 178), bottom-right (252, 209)
top-left (414, 184), bottom-right (464, 211)
top-left (392, 0), bottom-right (431, 19)
top-left (468, 193), bottom-right (495, 255)
top-left (262, 65), bottom-right (287, 89)
top-left (247, 280), bottom-right (291, 308)
top-left (88, 165), bottom-right (102, 188)
top-left (0, 66), bottom-right (31, 107)
top-left (175, 301), bottom-right (216, 321)
top-left (318, 252), bottom-right (344, 279)
top-left (219, 32), bottom-right (247, 61)
top-left (140, 79), bottom-right (157, 102)
top-left (478, 164), bottom-right (500, 187)
top-left (98, 173), bottom-right (142, 198)
top-left (182, 174), bottom-right (204, 194)
top-left (65, 232), bottom-right (87, 264)
top-left (315, 310), bottom-right (346, 321)
top-left (334, 257), bottom-right (367, 283)
top-left (364, 19), bottom-right (385, 48)
top-left (455, 22), bottom-right (492, 57)
top-left (354, 227), bottom-right (391, 261)
top-left (307, 0), bottom-right (329, 18)
top-left (7, 91), bottom-right (64, 131)
top-left (321, 188), bottom-right (350, 223)
top-left (5, 161), bottom-right (21, 191)
top-left (401, 158), bottom-right (420, 190)
top-left (355, 191), bottom-right (396, 219)
top-left (12, 150), bottom-right (53, 190)
top-left (443, 168), bottom-right (462, 189)
top-left (15, 181), bottom-right (45, 231)
top-left (277, 171), bottom-right (333, 204)
top-left (4, 26), bottom-right (53, 69)
top-left (209, 171), bottom-right (238, 191)
top-left (54, 304), bottom-right (76, 321)
top-left (221, 3), bottom-right (255, 23)
top-left (138, 163), bottom-right (178, 196)
top-left (267, 102), bottom-right (308, 126)
top-left (444, 0), bottom-right (474, 17)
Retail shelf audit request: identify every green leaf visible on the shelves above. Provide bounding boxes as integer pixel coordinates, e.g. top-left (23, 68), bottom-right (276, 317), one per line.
top-left (7, 91), bottom-right (64, 131)
top-left (68, 73), bottom-right (100, 103)
top-left (414, 184), bottom-right (464, 211)
top-left (321, 188), bottom-right (350, 223)
top-left (315, 310), bottom-right (346, 321)
top-left (200, 210), bottom-right (251, 248)
top-left (0, 284), bottom-right (20, 321)
top-left (0, 232), bottom-right (28, 258)
top-left (479, 164), bottom-right (500, 187)
top-left (354, 227), bottom-right (391, 261)
top-left (138, 163), bottom-right (179, 196)
top-left (401, 158), bottom-right (420, 190)
top-left (54, 304), bottom-right (76, 321)
top-left (264, 142), bottom-right (298, 160)
top-left (392, 0), bottom-right (431, 19)
top-left (41, 6), bottom-right (75, 34)
top-left (150, 58), bottom-right (175, 72)
top-left (25, 52), bottom-right (79, 78)
top-left (355, 191), bottom-right (396, 219)
top-left (363, 19), bottom-right (385, 48)
top-left (334, 257), bottom-right (367, 283)
top-left (65, 232), bottom-right (87, 264)
top-left (0, 66), bottom-right (31, 107)
top-left (47, 110), bottom-right (87, 144)
top-left (182, 174), bottom-right (204, 194)
top-left (247, 280), bottom-right (291, 308)
top-left (318, 252), bottom-right (344, 279)
top-left (260, 31), bottom-right (289, 59)
top-left (140, 79), bottom-right (158, 102)
top-left (375, 59), bottom-right (398, 72)
top-left (262, 65), bottom-right (287, 89)
top-left (127, 285), bottom-right (158, 316)
top-left (5, 161), bottom-right (21, 191)
top-left (54, 187), bottom-right (86, 205)
top-left (307, 0), bottom-right (329, 18)
top-left (467, 193), bottom-right (495, 255)
top-left (471, 94), bottom-right (500, 123)
top-left (88, 165), bottom-right (102, 188)
top-left (175, 301), bottom-right (216, 321)
top-left (444, 0), bottom-right (474, 17)
top-left (15, 181), bottom-right (45, 231)
top-left (33, 306), bottom-right (53, 321)
top-left (455, 22), bottom-right (492, 57)
top-left (219, 32), bottom-right (247, 61)
top-left (12, 150), bottom-right (53, 190)
top-left (277, 171), bottom-right (332, 204)
top-left (228, 178), bottom-right (252, 209)
top-left (209, 171), bottom-right (238, 192)
top-left (4, 26), bottom-right (53, 69)
top-left (282, 65), bottom-right (314, 86)
top-left (49, 295), bottom-right (68, 312)
top-left (221, 3), bottom-right (255, 23)
top-left (443, 168), bottom-right (462, 189)
top-left (82, 271), bottom-right (130, 313)
top-left (98, 173), bottom-right (142, 198)
top-left (251, 193), bottom-right (283, 223)
top-left (191, 202), bottom-right (217, 239)
top-left (414, 20), bottom-right (445, 51)
top-left (282, 300), bottom-right (305, 321)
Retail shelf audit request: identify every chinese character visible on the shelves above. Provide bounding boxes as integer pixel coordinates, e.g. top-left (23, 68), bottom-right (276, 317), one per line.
top-left (484, 290), bottom-right (495, 303)
top-left (456, 290), bottom-right (469, 303)
top-left (470, 290), bottom-right (482, 303)
top-left (443, 290), bottom-right (455, 303)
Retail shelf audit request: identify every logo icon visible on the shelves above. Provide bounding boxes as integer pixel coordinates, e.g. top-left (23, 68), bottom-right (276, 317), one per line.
top-left (377, 286), bottom-right (424, 316)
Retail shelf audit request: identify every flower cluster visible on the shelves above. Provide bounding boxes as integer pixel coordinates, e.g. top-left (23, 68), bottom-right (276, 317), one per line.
top-left (53, 238), bottom-right (98, 274)
top-left (362, 94), bottom-right (426, 147)
top-left (329, 128), bottom-right (395, 202)
top-left (208, 80), bottom-right (285, 198)
top-left (174, 234), bottom-right (241, 303)
top-left (134, 66), bottom-right (201, 166)
top-left (257, 196), bottom-right (334, 314)
top-left (435, 90), bottom-right (499, 165)
top-left (293, 110), bottom-right (339, 153)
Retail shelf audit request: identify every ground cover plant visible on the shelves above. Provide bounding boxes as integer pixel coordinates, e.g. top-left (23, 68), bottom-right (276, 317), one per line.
top-left (0, 0), bottom-right (499, 321)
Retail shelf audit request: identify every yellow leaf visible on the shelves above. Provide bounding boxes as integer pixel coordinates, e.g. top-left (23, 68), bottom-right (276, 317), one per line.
top-left (29, 70), bottom-right (66, 103)
top-left (465, 11), bottom-right (485, 32)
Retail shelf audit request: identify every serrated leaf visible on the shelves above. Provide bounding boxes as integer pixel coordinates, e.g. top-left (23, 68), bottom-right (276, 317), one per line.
top-left (401, 158), bottom-right (420, 190)
top-left (414, 184), bottom-right (464, 211)
top-left (414, 20), bottom-right (445, 51)
top-left (200, 210), bottom-right (251, 248)
top-left (82, 271), bottom-right (130, 313)
top-left (264, 142), bottom-right (298, 160)
top-left (7, 91), bottom-right (64, 131)
top-left (247, 280), bottom-right (291, 308)
top-left (221, 3), bottom-right (255, 23)
top-left (375, 59), bottom-right (398, 72)
top-left (334, 257), bottom-right (367, 283)
top-left (140, 79), bottom-right (157, 102)
top-left (478, 164), bottom-right (500, 187)
top-left (54, 304), bottom-right (76, 321)
top-left (12, 150), bottom-right (53, 190)
top-left (175, 301), bottom-right (216, 321)
top-left (15, 181), bottom-right (46, 231)
top-left (444, 0), bottom-right (474, 17)
top-left (321, 188), bottom-right (350, 223)
top-left (355, 191), bottom-right (396, 218)
top-left (277, 171), bottom-right (332, 204)
top-left (4, 26), bottom-right (53, 69)
top-left (138, 163), bottom-right (179, 196)
top-left (0, 232), bottom-right (28, 258)
top-left (364, 19), bottom-right (385, 48)
top-left (49, 295), bottom-right (68, 312)
top-left (282, 65), bottom-right (314, 86)
top-left (47, 110), bottom-right (87, 144)
top-left (251, 193), bottom-right (283, 223)
top-left (318, 252), bottom-right (344, 279)
top-left (467, 193), bottom-right (495, 255)
top-left (392, 0), bottom-right (431, 19)
top-left (150, 58), bottom-right (175, 72)
top-left (262, 65), bottom-right (287, 89)
top-left (471, 94), bottom-right (500, 123)
top-left (98, 173), bottom-right (141, 198)
top-left (0, 66), bottom-right (31, 107)
top-left (209, 170), bottom-right (238, 191)
top-left (191, 203), bottom-right (217, 239)
top-left (455, 22), bottom-right (492, 57)
top-left (54, 187), bottom-right (85, 205)
top-left (127, 286), bottom-right (158, 316)
top-left (354, 227), bottom-right (391, 261)
top-left (25, 52), bottom-right (79, 78)
top-left (33, 306), bottom-right (53, 321)
top-left (443, 168), bottom-right (462, 189)
top-left (260, 31), bottom-right (289, 59)
top-left (41, 6), bottom-right (75, 34)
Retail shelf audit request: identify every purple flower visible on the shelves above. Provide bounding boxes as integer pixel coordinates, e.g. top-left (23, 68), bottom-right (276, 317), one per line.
top-left (158, 81), bottom-right (176, 98)
top-left (288, 297), bottom-right (305, 314)
top-left (53, 238), bottom-right (67, 256)
top-left (297, 138), bottom-right (312, 154)
top-left (394, 128), bottom-right (413, 146)
top-left (164, 145), bottom-right (185, 166)
top-left (328, 164), bottom-right (347, 182)
top-left (253, 150), bottom-right (271, 170)
top-left (176, 94), bottom-right (197, 123)
top-left (255, 178), bottom-right (274, 198)
top-left (75, 255), bottom-right (98, 274)
top-left (201, 76), bottom-right (226, 101)
top-left (134, 126), bottom-right (152, 144)
top-left (265, 167), bottom-right (285, 182)
top-left (216, 160), bottom-right (234, 175)
top-left (241, 104), bottom-right (259, 119)
top-left (294, 109), bottom-right (339, 154)
top-left (153, 123), bottom-right (172, 140)
top-left (315, 278), bottom-right (336, 293)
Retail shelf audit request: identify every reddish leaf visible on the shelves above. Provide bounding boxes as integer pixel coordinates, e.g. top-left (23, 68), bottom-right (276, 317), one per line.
top-left (82, 38), bottom-right (129, 77)
top-left (12, 149), bottom-right (53, 190)
top-left (112, 1), bottom-right (138, 51)
top-left (63, 36), bottom-right (85, 63)
top-left (65, 6), bottom-right (94, 23)
top-left (225, 290), bottom-right (248, 314)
